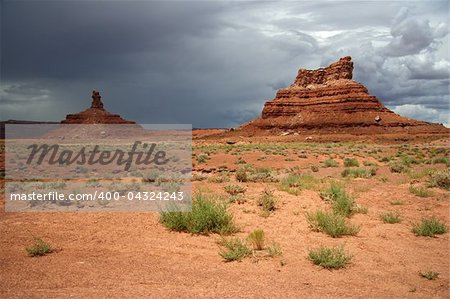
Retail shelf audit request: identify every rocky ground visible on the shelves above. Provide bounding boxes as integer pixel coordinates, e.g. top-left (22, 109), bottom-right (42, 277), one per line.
top-left (1, 137), bottom-right (449, 298)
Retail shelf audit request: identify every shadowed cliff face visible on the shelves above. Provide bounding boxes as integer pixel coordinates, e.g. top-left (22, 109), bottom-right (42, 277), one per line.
top-left (241, 56), bottom-right (449, 135)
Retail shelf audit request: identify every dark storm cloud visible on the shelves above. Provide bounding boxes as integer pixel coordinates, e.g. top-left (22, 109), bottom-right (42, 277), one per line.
top-left (1, 1), bottom-right (449, 127)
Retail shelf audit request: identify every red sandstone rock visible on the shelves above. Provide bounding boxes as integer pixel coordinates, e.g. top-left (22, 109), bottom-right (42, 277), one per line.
top-left (61, 90), bottom-right (136, 124)
top-left (241, 56), bottom-right (449, 135)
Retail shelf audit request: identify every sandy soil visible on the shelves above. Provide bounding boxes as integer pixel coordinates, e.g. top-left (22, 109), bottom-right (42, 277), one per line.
top-left (1, 138), bottom-right (449, 298)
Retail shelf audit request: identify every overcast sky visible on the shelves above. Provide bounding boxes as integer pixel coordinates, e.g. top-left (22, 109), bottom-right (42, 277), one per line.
top-left (1, 1), bottom-right (449, 127)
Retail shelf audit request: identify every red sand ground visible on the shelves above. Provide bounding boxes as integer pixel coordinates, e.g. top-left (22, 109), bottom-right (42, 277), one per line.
top-left (1, 137), bottom-right (449, 298)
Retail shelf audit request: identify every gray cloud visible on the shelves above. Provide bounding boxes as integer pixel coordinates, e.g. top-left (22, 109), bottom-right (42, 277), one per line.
top-left (1, 1), bottom-right (449, 127)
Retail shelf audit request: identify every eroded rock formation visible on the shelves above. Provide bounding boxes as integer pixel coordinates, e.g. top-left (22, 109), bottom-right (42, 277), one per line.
top-left (61, 90), bottom-right (136, 124)
top-left (241, 56), bottom-right (448, 135)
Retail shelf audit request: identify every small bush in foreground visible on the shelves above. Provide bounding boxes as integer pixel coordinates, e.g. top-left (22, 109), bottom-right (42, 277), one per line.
top-left (412, 217), bottom-right (448, 236)
top-left (247, 229), bottom-right (265, 250)
top-left (420, 271), bottom-right (439, 280)
top-left (320, 183), bottom-right (356, 217)
top-left (427, 169), bottom-right (450, 190)
top-left (341, 168), bottom-right (376, 178)
top-left (306, 210), bottom-right (360, 238)
top-left (159, 193), bottom-right (237, 235)
top-left (409, 185), bottom-right (433, 198)
top-left (26, 237), bottom-right (53, 257)
top-left (257, 188), bottom-right (277, 213)
top-left (267, 243), bottom-right (283, 257)
top-left (224, 184), bottom-right (246, 196)
top-left (308, 245), bottom-right (352, 269)
top-left (218, 237), bottom-right (251, 262)
top-left (389, 160), bottom-right (409, 173)
top-left (280, 174), bottom-right (317, 195)
top-left (324, 159), bottom-right (339, 167)
top-left (344, 158), bottom-right (359, 167)
top-left (380, 212), bottom-right (401, 224)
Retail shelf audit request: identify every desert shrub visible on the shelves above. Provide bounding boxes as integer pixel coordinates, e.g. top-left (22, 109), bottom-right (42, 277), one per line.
top-left (390, 199), bottom-right (404, 205)
top-left (196, 153), bottom-right (209, 164)
top-left (306, 210), bottom-right (360, 238)
top-left (420, 271), bottom-right (439, 280)
top-left (389, 160), bottom-right (409, 173)
top-left (363, 160), bottom-right (377, 167)
top-left (26, 237), bottom-right (53, 257)
top-left (311, 165), bottom-right (319, 172)
top-left (218, 237), bottom-right (251, 262)
top-left (257, 188), bottom-right (277, 213)
top-left (323, 159), bottom-right (339, 167)
top-left (431, 156), bottom-right (450, 166)
top-left (224, 184), bottom-right (246, 196)
top-left (192, 173), bottom-right (207, 181)
top-left (380, 212), bottom-right (401, 224)
top-left (208, 173), bottom-right (231, 183)
top-left (341, 167), bottom-right (376, 178)
top-left (159, 193), bottom-right (237, 235)
top-left (412, 217), bottom-right (448, 236)
top-left (320, 183), bottom-right (356, 217)
top-left (409, 185), bottom-right (433, 198)
top-left (247, 229), bottom-right (265, 250)
top-left (344, 158), bottom-right (359, 167)
top-left (427, 169), bottom-right (450, 190)
top-left (267, 243), bottom-right (283, 257)
top-left (235, 157), bottom-right (246, 164)
top-left (308, 245), bottom-right (352, 269)
top-left (280, 174), bottom-right (317, 195)
top-left (235, 165), bottom-right (277, 183)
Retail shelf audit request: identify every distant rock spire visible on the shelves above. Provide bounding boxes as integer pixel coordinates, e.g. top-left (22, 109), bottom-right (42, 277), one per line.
top-left (91, 90), bottom-right (104, 109)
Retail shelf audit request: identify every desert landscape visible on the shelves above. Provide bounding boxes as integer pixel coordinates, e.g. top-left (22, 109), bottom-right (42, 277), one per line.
top-left (1, 56), bottom-right (449, 298)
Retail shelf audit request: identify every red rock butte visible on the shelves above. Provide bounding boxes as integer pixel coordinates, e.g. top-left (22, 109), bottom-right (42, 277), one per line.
top-left (240, 56), bottom-right (449, 136)
top-left (61, 90), bottom-right (136, 124)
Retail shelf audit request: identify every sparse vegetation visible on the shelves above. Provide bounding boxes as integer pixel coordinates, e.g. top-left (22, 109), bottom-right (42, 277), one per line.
top-left (218, 237), bottom-right (251, 262)
top-left (427, 169), bottom-right (450, 190)
top-left (247, 229), bottom-right (265, 250)
top-left (344, 158), bottom-right (359, 167)
top-left (420, 271), bottom-right (439, 280)
top-left (409, 185), bottom-right (433, 198)
top-left (280, 173), bottom-right (317, 195)
top-left (341, 167), bottom-right (376, 178)
top-left (257, 188), bottom-right (277, 213)
top-left (306, 210), bottom-right (360, 238)
top-left (159, 193), bottom-right (237, 235)
top-left (267, 243), bottom-right (283, 257)
top-left (308, 245), bottom-right (352, 269)
top-left (380, 212), bottom-right (401, 224)
top-left (389, 160), bottom-right (409, 173)
top-left (26, 237), bottom-right (53, 257)
top-left (224, 184), bottom-right (246, 196)
top-left (412, 217), bottom-right (448, 236)
top-left (323, 159), bottom-right (339, 167)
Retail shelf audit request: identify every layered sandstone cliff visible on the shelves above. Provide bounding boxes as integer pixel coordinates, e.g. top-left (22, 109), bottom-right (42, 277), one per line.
top-left (241, 57), bottom-right (448, 135)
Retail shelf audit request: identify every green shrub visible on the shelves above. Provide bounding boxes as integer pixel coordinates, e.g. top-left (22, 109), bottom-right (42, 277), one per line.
top-left (26, 237), bottom-right (53, 257)
top-left (224, 184), bottom-right (246, 196)
top-left (218, 237), bottom-right (251, 262)
top-left (308, 245), bottom-right (352, 269)
top-left (247, 229), bottom-right (265, 250)
top-left (344, 158), bottom-right (359, 167)
top-left (306, 210), bottom-right (360, 238)
top-left (196, 153), bottom-right (209, 164)
top-left (341, 167), bottom-right (375, 178)
top-left (235, 168), bottom-right (248, 182)
top-left (412, 217), bottom-right (448, 236)
top-left (363, 160), bottom-right (377, 167)
top-left (380, 212), bottom-right (401, 224)
top-left (257, 188), bottom-right (277, 212)
top-left (267, 243), bottom-right (283, 257)
top-left (431, 156), bottom-right (450, 166)
top-left (319, 183), bottom-right (356, 217)
top-left (389, 160), bottom-right (409, 173)
top-left (159, 193), bottom-right (237, 235)
top-left (323, 159), bottom-right (339, 167)
top-left (409, 185), bottom-right (433, 198)
top-left (420, 271), bottom-right (439, 280)
top-left (427, 169), bottom-right (450, 190)
top-left (280, 174), bottom-right (317, 195)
